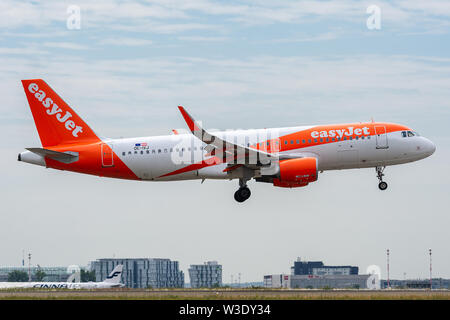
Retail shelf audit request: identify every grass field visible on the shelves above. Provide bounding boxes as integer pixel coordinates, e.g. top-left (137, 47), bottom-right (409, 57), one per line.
top-left (0, 289), bottom-right (449, 300)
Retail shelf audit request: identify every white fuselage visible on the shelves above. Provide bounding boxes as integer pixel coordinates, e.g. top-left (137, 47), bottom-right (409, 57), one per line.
top-left (109, 125), bottom-right (435, 181)
top-left (0, 281), bottom-right (123, 290)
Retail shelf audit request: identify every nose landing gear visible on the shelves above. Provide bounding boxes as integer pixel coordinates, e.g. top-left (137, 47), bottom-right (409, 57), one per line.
top-left (376, 166), bottom-right (388, 190)
top-left (234, 178), bottom-right (251, 202)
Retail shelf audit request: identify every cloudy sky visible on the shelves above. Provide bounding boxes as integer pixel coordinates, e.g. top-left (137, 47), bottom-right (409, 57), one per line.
top-left (0, 0), bottom-right (449, 283)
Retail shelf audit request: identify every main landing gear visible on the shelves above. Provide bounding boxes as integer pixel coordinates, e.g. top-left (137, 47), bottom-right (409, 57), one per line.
top-left (234, 178), bottom-right (251, 203)
top-left (376, 166), bottom-right (388, 191)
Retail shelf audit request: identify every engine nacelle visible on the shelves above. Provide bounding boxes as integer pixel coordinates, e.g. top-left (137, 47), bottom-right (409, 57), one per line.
top-left (273, 157), bottom-right (318, 188)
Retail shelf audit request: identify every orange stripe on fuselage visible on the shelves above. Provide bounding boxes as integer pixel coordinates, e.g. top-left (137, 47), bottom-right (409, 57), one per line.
top-left (158, 157), bottom-right (223, 178)
top-left (276, 122), bottom-right (410, 153)
top-left (156, 122), bottom-right (412, 179)
top-left (45, 142), bottom-right (140, 180)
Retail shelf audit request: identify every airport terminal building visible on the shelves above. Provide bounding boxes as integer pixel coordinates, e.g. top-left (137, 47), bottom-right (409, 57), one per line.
top-left (289, 274), bottom-right (370, 289)
top-left (91, 258), bottom-right (184, 288)
top-left (291, 259), bottom-right (359, 276)
top-left (188, 261), bottom-right (222, 288)
top-left (264, 258), bottom-right (368, 289)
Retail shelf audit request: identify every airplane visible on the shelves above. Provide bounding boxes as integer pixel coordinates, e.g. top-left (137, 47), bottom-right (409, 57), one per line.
top-left (18, 79), bottom-right (436, 202)
top-left (0, 264), bottom-right (124, 289)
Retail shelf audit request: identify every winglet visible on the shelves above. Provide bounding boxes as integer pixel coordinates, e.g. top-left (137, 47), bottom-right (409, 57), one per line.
top-left (178, 106), bottom-right (200, 132)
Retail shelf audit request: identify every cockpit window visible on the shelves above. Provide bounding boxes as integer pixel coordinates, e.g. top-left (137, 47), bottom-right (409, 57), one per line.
top-left (403, 130), bottom-right (420, 138)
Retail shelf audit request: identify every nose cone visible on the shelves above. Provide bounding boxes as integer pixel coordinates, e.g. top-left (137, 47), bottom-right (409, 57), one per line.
top-left (424, 138), bottom-right (436, 156)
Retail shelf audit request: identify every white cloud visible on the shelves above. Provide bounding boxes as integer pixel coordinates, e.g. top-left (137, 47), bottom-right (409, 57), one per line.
top-left (43, 42), bottom-right (89, 50)
top-left (177, 36), bottom-right (228, 42)
top-left (0, 1), bottom-right (64, 28)
top-left (99, 37), bottom-right (153, 46)
top-left (0, 46), bottom-right (49, 55)
top-left (273, 32), bottom-right (339, 43)
top-left (1, 0), bottom-right (450, 34)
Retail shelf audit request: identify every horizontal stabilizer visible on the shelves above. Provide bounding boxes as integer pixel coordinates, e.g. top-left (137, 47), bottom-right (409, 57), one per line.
top-left (26, 148), bottom-right (79, 164)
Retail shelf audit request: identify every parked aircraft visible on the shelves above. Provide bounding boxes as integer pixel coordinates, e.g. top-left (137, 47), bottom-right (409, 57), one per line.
top-left (0, 264), bottom-right (124, 289)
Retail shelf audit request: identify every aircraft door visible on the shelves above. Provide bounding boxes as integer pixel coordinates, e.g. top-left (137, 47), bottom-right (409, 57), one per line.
top-left (375, 126), bottom-right (389, 149)
top-left (101, 143), bottom-right (114, 167)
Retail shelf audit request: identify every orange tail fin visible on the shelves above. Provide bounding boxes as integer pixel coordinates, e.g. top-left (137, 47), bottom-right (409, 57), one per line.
top-left (21, 79), bottom-right (99, 147)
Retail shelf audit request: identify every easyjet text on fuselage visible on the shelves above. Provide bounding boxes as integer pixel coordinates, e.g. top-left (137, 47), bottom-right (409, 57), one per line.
top-left (311, 126), bottom-right (370, 139)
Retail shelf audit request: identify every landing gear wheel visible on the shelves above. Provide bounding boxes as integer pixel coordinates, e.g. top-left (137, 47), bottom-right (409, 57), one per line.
top-left (234, 190), bottom-right (244, 202)
top-left (378, 181), bottom-right (388, 191)
top-left (375, 166), bottom-right (388, 191)
top-left (234, 187), bottom-right (251, 202)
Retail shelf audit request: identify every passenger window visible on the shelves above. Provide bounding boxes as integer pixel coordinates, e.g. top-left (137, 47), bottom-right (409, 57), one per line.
top-left (349, 137), bottom-right (353, 140)
top-left (158, 149), bottom-right (161, 153)
top-left (146, 150), bottom-right (149, 154)
top-left (320, 138), bottom-right (323, 142)
top-left (308, 139), bottom-right (311, 143)
top-left (402, 131), bottom-right (407, 138)
top-left (140, 151), bottom-right (143, 154)
top-left (296, 140), bottom-right (299, 144)
top-left (122, 152), bottom-right (125, 156)
top-left (302, 140), bottom-right (305, 144)
top-left (332, 138), bottom-right (335, 142)
top-left (134, 151), bottom-right (137, 154)
top-left (361, 136), bottom-right (365, 139)
top-left (284, 141), bottom-right (287, 145)
top-left (356, 136), bottom-right (359, 140)
top-left (128, 151), bottom-right (131, 155)
top-left (152, 150), bottom-right (155, 154)
top-left (314, 139), bottom-right (318, 143)
top-left (326, 138), bottom-right (329, 142)
top-left (344, 137), bottom-right (347, 141)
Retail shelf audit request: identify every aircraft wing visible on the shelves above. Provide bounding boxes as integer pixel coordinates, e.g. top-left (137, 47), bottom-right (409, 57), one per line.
top-left (178, 106), bottom-right (277, 166)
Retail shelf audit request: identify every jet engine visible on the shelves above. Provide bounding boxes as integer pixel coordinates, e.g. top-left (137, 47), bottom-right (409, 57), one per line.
top-left (273, 157), bottom-right (318, 188)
